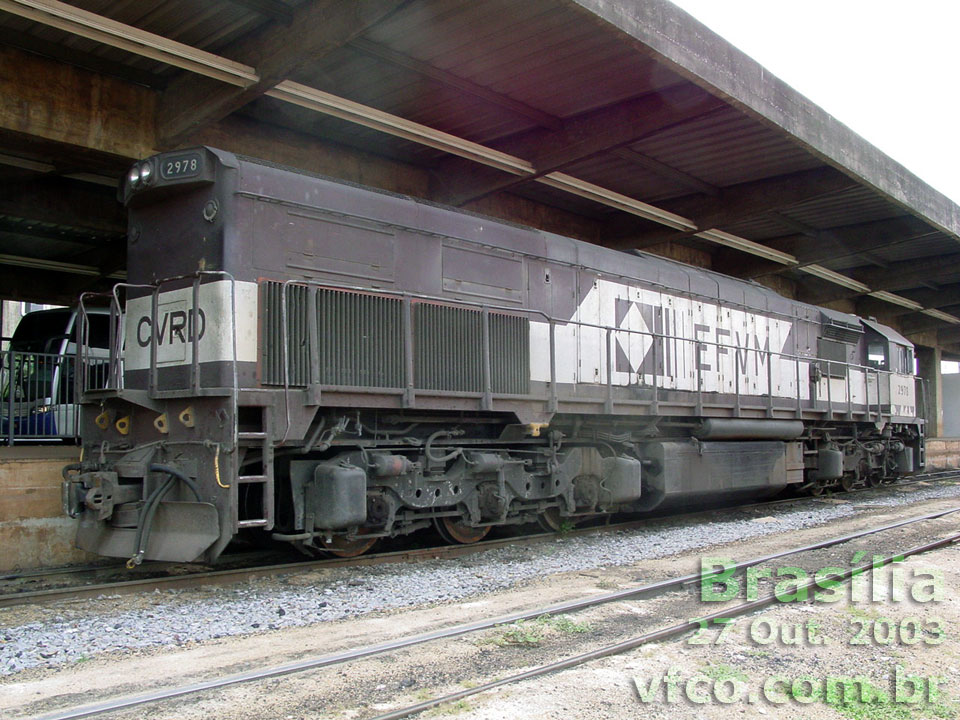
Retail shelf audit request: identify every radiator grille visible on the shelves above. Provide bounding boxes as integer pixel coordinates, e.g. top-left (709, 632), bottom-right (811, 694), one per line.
top-left (414, 303), bottom-right (529, 394)
top-left (489, 312), bottom-right (529, 394)
top-left (261, 282), bottom-right (310, 386)
top-left (261, 283), bottom-right (528, 394)
top-left (415, 304), bottom-right (482, 392)
top-left (316, 288), bottom-right (403, 388)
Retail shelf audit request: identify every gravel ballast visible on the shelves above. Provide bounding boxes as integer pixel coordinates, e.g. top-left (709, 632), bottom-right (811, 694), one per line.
top-left (4, 482), bottom-right (960, 676)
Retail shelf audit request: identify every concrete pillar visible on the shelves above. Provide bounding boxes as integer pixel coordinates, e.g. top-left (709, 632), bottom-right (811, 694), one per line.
top-left (916, 345), bottom-right (942, 437)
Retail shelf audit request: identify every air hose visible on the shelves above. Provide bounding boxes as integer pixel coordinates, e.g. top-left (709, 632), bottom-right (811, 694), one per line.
top-left (424, 429), bottom-right (465, 463)
top-left (127, 465), bottom-right (202, 568)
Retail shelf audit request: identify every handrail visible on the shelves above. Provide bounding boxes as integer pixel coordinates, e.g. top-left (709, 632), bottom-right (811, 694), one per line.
top-left (266, 277), bottom-right (918, 424)
top-left (88, 275), bottom-right (923, 435)
top-left (79, 273), bottom-right (240, 453)
top-left (1, 348), bottom-right (82, 444)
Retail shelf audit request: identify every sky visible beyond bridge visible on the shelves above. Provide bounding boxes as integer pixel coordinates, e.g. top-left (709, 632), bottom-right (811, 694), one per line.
top-left (672, 0), bottom-right (960, 206)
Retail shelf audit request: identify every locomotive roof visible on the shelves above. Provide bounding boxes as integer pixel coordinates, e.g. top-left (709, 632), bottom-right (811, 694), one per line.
top-left (213, 146), bottom-right (906, 343)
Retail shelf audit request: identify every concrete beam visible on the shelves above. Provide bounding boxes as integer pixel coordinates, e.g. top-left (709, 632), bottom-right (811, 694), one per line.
top-left (0, 263), bottom-right (114, 305)
top-left (899, 309), bottom-right (960, 336)
top-left (156, 0), bottom-right (407, 148)
top-left (0, 45), bottom-right (432, 197)
top-left (931, 327), bottom-right (960, 346)
top-left (612, 147), bottom-right (720, 197)
top-left (604, 167), bottom-right (856, 250)
top-left (349, 37), bottom-right (563, 132)
top-left (0, 175), bottom-right (125, 234)
top-left (715, 215), bottom-right (936, 279)
top-left (433, 83), bottom-right (725, 206)
top-left (566, 0), bottom-right (960, 244)
top-left (0, 45), bottom-right (155, 160)
top-left (224, 0), bottom-right (295, 23)
top-left (857, 283), bottom-right (960, 320)
top-left (799, 252), bottom-right (960, 305)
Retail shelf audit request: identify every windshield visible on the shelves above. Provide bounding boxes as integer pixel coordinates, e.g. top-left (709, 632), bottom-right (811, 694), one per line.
top-left (10, 310), bottom-right (72, 353)
top-left (3, 310), bottom-right (111, 408)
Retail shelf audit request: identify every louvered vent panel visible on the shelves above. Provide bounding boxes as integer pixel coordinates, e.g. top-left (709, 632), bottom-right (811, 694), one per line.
top-left (490, 313), bottom-right (530, 394)
top-left (261, 283), bottom-right (403, 388)
top-left (415, 304), bottom-right (483, 392)
top-left (316, 289), bottom-right (403, 388)
top-left (414, 303), bottom-right (529, 394)
top-left (261, 282), bottom-right (310, 386)
top-left (820, 313), bottom-right (863, 344)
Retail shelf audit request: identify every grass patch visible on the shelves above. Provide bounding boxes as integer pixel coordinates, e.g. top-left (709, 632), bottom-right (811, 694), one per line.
top-left (698, 663), bottom-right (749, 683)
top-left (479, 614), bottom-right (591, 647)
top-left (820, 676), bottom-right (957, 720)
top-left (536, 614), bottom-right (591, 634)
top-left (427, 700), bottom-right (472, 717)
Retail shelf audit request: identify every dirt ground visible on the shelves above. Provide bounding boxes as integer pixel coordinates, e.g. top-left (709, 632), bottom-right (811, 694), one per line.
top-left (3, 490), bottom-right (959, 720)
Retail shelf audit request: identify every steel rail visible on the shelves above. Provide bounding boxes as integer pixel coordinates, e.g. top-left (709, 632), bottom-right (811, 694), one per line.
top-left (369, 529), bottom-right (960, 720)
top-left (3, 472), bottom-right (955, 608)
top-left (28, 504), bottom-right (960, 720)
top-left (4, 473), bottom-right (953, 608)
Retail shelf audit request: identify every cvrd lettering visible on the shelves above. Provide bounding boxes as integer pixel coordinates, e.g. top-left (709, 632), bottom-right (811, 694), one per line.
top-left (137, 309), bottom-right (206, 347)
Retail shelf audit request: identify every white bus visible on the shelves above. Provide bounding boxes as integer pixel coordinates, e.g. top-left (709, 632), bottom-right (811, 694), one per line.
top-left (1, 308), bottom-right (111, 443)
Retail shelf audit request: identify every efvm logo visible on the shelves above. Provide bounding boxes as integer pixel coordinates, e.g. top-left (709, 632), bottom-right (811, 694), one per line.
top-left (136, 308), bottom-right (206, 348)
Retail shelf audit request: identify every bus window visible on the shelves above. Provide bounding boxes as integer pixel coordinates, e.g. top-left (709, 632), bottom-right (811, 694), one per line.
top-left (72, 312), bottom-right (111, 349)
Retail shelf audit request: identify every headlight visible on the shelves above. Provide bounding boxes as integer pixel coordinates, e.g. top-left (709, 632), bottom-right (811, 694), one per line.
top-left (127, 166), bottom-right (141, 188)
top-left (139, 161), bottom-right (153, 185)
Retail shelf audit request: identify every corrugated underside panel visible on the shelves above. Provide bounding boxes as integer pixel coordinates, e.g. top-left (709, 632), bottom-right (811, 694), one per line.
top-left (316, 289), bottom-right (403, 387)
top-left (414, 303), bottom-right (529, 394)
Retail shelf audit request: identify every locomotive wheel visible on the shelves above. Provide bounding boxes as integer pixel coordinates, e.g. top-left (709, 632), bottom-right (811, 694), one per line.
top-left (807, 482), bottom-right (825, 497)
top-left (434, 517), bottom-right (490, 544)
top-left (537, 507), bottom-right (576, 532)
top-left (316, 533), bottom-right (378, 558)
top-left (840, 475), bottom-right (855, 492)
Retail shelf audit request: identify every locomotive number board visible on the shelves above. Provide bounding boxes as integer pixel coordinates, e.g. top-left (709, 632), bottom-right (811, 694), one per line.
top-left (160, 153), bottom-right (202, 180)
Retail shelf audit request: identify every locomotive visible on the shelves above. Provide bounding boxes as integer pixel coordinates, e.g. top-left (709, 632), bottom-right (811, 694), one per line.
top-left (62, 147), bottom-right (923, 564)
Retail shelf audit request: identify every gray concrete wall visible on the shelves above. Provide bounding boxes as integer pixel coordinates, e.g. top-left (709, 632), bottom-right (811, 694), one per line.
top-left (942, 373), bottom-right (960, 437)
top-left (0, 446), bottom-right (93, 571)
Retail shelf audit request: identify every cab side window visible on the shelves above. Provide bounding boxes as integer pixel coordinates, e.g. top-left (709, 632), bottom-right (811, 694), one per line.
top-left (866, 341), bottom-right (887, 370)
top-left (896, 345), bottom-right (913, 374)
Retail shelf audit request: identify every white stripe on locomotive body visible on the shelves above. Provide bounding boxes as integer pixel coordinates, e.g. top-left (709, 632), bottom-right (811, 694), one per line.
top-left (125, 280), bottom-right (259, 370)
top-left (885, 373), bottom-right (917, 418)
top-left (531, 278), bottom-right (800, 397)
top-left (529, 277), bottom-right (917, 418)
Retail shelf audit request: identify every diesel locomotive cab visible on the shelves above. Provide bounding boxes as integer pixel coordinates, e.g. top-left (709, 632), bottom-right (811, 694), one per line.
top-left (64, 149), bottom-right (243, 565)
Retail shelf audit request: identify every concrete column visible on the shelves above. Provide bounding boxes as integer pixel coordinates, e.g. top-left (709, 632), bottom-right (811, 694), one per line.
top-left (915, 345), bottom-right (943, 437)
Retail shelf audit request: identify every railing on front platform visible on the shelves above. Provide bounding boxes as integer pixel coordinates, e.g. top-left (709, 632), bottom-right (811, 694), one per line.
top-left (1, 349), bottom-right (85, 444)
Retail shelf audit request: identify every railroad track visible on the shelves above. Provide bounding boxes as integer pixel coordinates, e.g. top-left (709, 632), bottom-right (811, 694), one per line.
top-left (27, 501), bottom-right (960, 720)
top-left (2, 470), bottom-right (957, 609)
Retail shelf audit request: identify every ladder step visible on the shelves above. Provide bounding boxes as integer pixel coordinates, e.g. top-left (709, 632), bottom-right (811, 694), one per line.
top-left (238, 431), bottom-right (267, 441)
top-left (237, 474), bottom-right (268, 484)
top-left (237, 519), bottom-right (268, 529)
